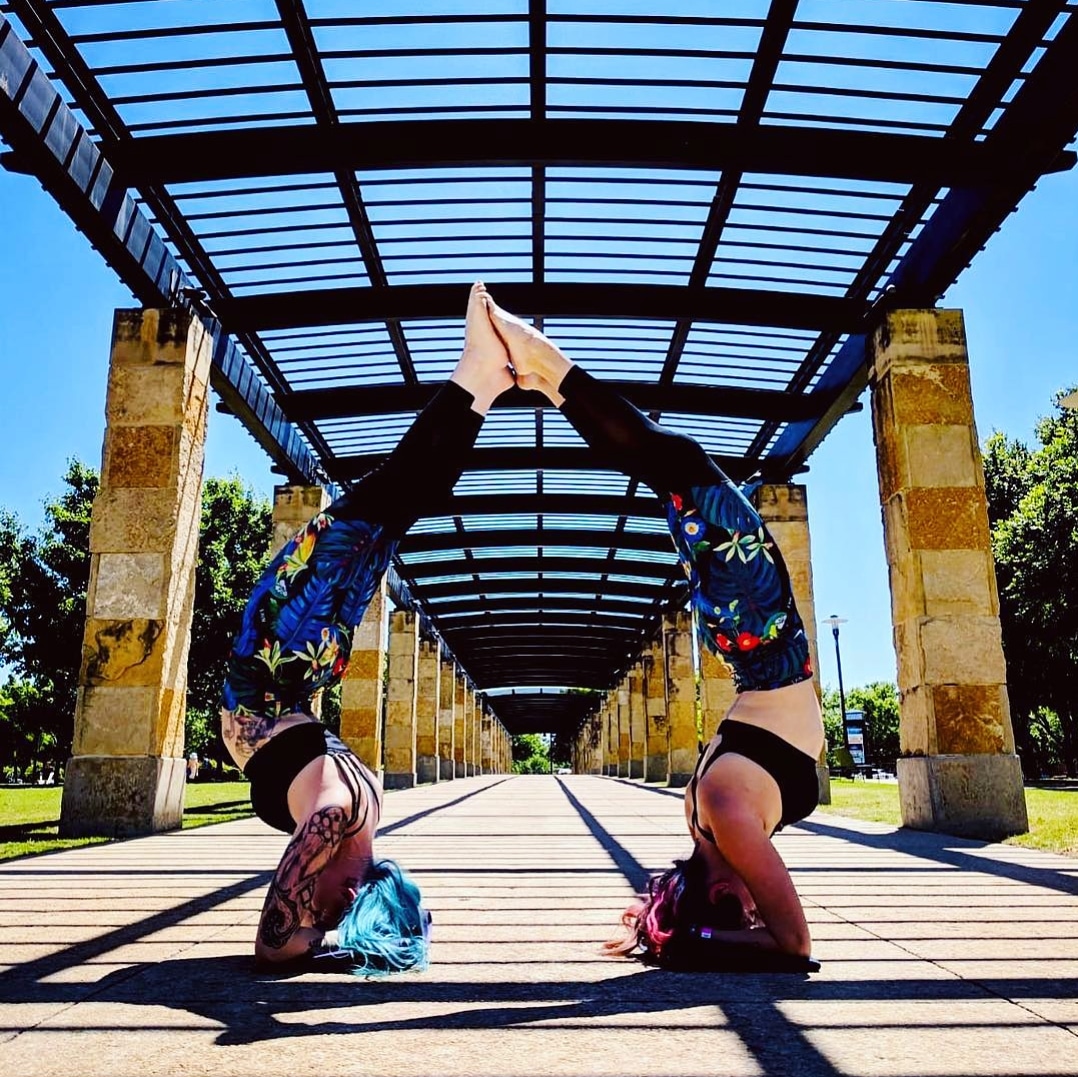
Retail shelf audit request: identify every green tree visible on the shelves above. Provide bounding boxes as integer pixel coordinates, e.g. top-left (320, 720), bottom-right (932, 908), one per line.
top-left (185, 476), bottom-right (272, 767)
top-left (512, 732), bottom-right (551, 774)
top-left (822, 681), bottom-right (900, 773)
top-left (984, 391), bottom-right (1078, 776)
top-left (0, 461), bottom-right (96, 765)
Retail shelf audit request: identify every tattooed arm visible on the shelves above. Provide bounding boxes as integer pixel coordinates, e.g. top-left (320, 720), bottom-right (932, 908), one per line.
top-left (255, 804), bottom-right (349, 964)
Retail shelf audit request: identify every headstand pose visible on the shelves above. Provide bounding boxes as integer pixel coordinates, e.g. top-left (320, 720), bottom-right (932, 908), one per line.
top-left (219, 283), bottom-right (513, 972)
top-left (484, 296), bottom-right (824, 966)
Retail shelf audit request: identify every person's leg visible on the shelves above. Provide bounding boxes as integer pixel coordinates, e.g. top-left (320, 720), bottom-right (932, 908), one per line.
top-left (485, 297), bottom-right (721, 496)
top-left (222, 283), bottom-right (511, 748)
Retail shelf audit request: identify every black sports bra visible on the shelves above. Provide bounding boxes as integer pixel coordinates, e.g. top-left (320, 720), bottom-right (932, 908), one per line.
top-left (688, 720), bottom-right (820, 838)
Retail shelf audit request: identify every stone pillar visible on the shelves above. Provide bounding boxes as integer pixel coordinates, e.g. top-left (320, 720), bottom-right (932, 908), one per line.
top-left (628, 664), bottom-right (646, 779)
top-left (590, 712), bottom-right (605, 774)
top-left (665, 609), bottom-right (698, 787)
top-left (643, 635), bottom-right (669, 783)
top-left (756, 482), bottom-right (830, 804)
top-left (438, 659), bottom-right (456, 780)
top-left (383, 610), bottom-right (419, 790)
top-left (269, 484), bottom-right (330, 557)
top-left (415, 635), bottom-right (441, 784)
top-left (60, 309), bottom-right (210, 838)
top-left (699, 647), bottom-right (736, 727)
top-left (868, 308), bottom-right (1027, 839)
top-left (617, 680), bottom-right (631, 778)
top-left (339, 578), bottom-right (387, 773)
top-left (464, 687), bottom-right (477, 776)
top-left (453, 675), bottom-right (467, 778)
top-left (481, 706), bottom-right (494, 774)
top-left (601, 695), bottom-right (616, 776)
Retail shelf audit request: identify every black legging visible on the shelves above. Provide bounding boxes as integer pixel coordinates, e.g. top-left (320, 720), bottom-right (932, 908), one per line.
top-left (557, 365), bottom-right (726, 495)
top-left (331, 380), bottom-right (482, 535)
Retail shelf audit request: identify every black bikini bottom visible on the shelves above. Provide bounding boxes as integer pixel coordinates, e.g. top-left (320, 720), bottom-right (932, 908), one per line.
top-left (244, 722), bottom-right (352, 834)
top-left (691, 719), bottom-right (820, 837)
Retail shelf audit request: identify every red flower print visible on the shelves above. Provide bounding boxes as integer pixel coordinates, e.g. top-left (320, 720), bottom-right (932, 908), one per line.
top-left (715, 632), bottom-right (732, 652)
top-left (737, 631), bottom-right (760, 651)
top-left (670, 493), bottom-right (683, 511)
top-left (803, 659), bottom-right (813, 675)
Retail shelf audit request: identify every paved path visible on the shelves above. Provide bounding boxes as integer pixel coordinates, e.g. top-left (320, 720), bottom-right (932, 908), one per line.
top-left (1, 775), bottom-right (1076, 1076)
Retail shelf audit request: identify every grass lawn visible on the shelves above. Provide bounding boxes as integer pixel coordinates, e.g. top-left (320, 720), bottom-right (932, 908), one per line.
top-left (818, 779), bottom-right (1078, 857)
top-left (0, 781), bottom-right (253, 861)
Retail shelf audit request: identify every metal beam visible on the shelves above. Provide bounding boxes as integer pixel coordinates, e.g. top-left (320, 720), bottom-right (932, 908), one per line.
top-left (0, 14), bottom-right (323, 485)
top-left (222, 281), bottom-right (865, 334)
top-left (400, 528), bottom-right (674, 555)
top-left (435, 494), bottom-right (666, 520)
top-left (432, 597), bottom-right (656, 618)
top-left (407, 555), bottom-right (673, 580)
top-left (339, 446), bottom-right (772, 482)
top-left (109, 118), bottom-right (1060, 188)
top-left (283, 380), bottom-right (830, 423)
top-left (416, 577), bottom-right (676, 601)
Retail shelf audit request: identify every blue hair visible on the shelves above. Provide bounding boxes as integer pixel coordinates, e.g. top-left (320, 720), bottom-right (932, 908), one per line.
top-left (334, 858), bottom-right (431, 977)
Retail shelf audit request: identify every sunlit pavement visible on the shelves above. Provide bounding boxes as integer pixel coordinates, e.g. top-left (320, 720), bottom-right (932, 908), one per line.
top-left (1, 774), bottom-right (1076, 1076)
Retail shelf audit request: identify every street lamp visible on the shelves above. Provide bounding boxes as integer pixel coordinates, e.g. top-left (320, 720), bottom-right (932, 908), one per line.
top-left (821, 614), bottom-right (850, 752)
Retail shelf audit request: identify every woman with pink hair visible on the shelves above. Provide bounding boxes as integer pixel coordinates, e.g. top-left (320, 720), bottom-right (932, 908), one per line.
top-left (484, 295), bottom-right (824, 970)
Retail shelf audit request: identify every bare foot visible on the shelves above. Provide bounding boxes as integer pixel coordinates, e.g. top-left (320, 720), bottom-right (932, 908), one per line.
top-left (515, 370), bottom-right (565, 408)
top-left (451, 281), bottom-right (514, 415)
top-left (484, 292), bottom-right (574, 390)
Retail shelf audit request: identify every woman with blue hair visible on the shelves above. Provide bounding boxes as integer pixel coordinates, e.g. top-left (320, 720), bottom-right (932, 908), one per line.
top-left (219, 283), bottom-right (513, 973)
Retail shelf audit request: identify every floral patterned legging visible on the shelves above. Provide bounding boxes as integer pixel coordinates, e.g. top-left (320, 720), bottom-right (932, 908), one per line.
top-left (556, 365), bottom-right (812, 692)
top-left (221, 382), bottom-right (482, 721)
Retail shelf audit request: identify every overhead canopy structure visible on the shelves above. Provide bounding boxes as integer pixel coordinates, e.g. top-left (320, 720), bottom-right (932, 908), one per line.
top-left (2, 0), bottom-right (1077, 736)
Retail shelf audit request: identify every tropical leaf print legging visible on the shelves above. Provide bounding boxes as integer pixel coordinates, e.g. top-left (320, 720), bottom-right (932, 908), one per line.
top-left (221, 382), bottom-right (483, 720)
top-left (556, 365), bottom-right (811, 692)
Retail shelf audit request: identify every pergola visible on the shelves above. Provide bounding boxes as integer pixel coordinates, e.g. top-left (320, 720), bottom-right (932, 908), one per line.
top-left (2, 0), bottom-right (1077, 743)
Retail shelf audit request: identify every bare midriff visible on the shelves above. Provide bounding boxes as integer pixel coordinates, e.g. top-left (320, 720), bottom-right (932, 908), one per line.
top-left (721, 678), bottom-right (824, 760)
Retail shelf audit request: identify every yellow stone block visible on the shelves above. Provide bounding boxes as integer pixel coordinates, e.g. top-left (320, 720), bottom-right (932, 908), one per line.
top-left (904, 425), bottom-right (979, 489)
top-left (921, 549), bottom-right (997, 617)
top-left (905, 487), bottom-right (990, 550)
top-left (104, 426), bottom-right (177, 489)
top-left (920, 616), bottom-right (1008, 686)
top-left (81, 618), bottom-right (164, 687)
top-left (889, 364), bottom-right (975, 427)
top-left (932, 684), bottom-right (1007, 755)
top-left (89, 489), bottom-right (179, 554)
top-left (897, 685), bottom-right (932, 756)
top-left (107, 364), bottom-right (187, 426)
top-left (73, 686), bottom-right (158, 756)
top-left (92, 553), bottom-right (166, 620)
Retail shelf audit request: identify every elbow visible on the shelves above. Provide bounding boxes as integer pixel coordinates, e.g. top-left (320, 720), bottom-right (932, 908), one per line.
top-left (780, 927), bottom-right (812, 960)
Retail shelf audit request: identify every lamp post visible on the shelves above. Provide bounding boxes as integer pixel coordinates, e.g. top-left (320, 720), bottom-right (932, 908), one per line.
top-left (821, 614), bottom-right (850, 751)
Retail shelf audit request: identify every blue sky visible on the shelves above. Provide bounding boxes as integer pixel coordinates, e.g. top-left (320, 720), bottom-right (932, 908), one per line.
top-left (1, 6), bottom-right (1076, 695)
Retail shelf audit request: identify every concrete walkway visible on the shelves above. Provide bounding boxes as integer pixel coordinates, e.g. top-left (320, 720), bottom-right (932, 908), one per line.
top-left (1, 775), bottom-right (1076, 1076)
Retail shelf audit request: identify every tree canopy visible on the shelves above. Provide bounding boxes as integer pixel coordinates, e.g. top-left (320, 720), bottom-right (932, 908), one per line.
top-left (983, 389), bottom-right (1078, 776)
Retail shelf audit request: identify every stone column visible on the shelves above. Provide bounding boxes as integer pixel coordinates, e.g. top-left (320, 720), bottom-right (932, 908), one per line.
top-left (339, 578), bottom-right (387, 773)
top-left (481, 705), bottom-right (494, 774)
top-left (699, 646), bottom-right (736, 730)
top-left (453, 675), bottom-right (467, 778)
top-left (665, 609), bottom-right (698, 787)
top-left (617, 680), bottom-right (631, 778)
top-left (269, 484), bottom-right (330, 557)
top-left (628, 663), bottom-right (646, 779)
top-left (383, 609), bottom-right (419, 790)
top-left (269, 485), bottom-right (334, 717)
top-left (438, 659), bottom-right (456, 780)
top-left (756, 482), bottom-right (830, 804)
top-left (868, 308), bottom-right (1027, 839)
top-left (643, 635), bottom-right (669, 783)
top-left (589, 712), bottom-right (604, 774)
top-left (463, 687), bottom-right (477, 776)
top-left (61, 309), bottom-right (211, 837)
top-left (602, 694), bottom-right (618, 776)
top-left (415, 635), bottom-right (441, 784)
